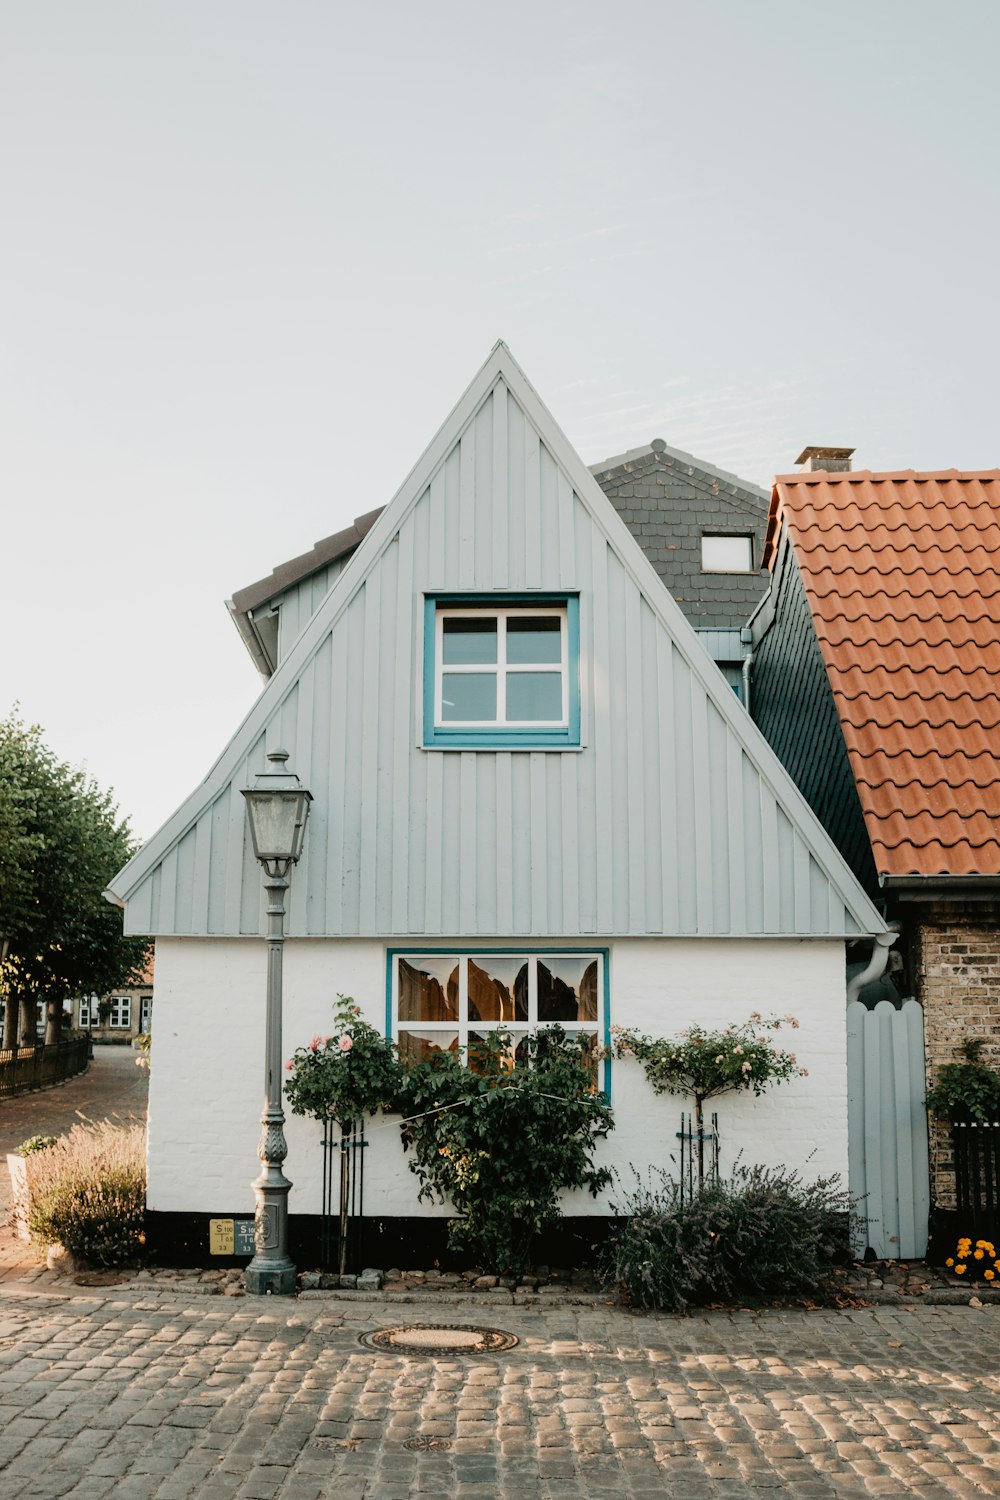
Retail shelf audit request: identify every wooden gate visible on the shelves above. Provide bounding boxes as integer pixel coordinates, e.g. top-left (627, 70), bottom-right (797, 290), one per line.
top-left (847, 998), bottom-right (929, 1259)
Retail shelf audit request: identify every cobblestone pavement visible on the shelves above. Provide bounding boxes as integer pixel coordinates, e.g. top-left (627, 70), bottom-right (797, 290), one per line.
top-left (1, 1281), bottom-right (999, 1499)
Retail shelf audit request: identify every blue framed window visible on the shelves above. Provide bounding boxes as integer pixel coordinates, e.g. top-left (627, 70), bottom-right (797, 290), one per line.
top-left (386, 948), bottom-right (610, 1095)
top-left (423, 594), bottom-right (581, 749)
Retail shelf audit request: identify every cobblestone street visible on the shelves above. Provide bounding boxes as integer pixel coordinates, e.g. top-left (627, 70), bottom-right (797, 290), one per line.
top-left (1, 1280), bottom-right (999, 1499)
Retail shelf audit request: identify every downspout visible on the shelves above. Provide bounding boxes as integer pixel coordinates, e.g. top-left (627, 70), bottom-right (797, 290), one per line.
top-left (740, 625), bottom-right (754, 714)
top-left (846, 926), bottom-right (898, 1004)
top-left (741, 647), bottom-right (753, 715)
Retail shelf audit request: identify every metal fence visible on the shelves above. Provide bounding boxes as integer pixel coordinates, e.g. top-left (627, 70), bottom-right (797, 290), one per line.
top-left (0, 1038), bottom-right (89, 1099)
top-left (952, 1118), bottom-right (1000, 1241)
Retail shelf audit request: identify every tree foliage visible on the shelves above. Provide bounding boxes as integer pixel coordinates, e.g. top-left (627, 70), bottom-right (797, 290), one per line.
top-left (0, 710), bottom-right (149, 1031)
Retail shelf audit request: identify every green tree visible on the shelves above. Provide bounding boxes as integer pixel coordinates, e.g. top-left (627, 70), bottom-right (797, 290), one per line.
top-left (0, 711), bottom-right (149, 1048)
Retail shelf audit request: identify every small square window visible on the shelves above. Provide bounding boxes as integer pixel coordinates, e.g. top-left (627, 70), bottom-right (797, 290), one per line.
top-left (701, 534), bottom-right (755, 573)
top-left (424, 596), bottom-right (580, 749)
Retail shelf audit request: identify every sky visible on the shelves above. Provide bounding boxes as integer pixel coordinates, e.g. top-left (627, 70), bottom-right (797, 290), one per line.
top-left (2, 0), bottom-right (998, 842)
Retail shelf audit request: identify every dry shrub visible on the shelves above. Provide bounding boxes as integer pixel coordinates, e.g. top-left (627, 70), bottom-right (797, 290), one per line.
top-left (25, 1120), bottom-right (146, 1267)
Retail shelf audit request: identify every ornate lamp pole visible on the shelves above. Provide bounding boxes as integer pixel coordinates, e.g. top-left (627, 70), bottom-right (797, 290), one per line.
top-left (242, 749), bottom-right (312, 1296)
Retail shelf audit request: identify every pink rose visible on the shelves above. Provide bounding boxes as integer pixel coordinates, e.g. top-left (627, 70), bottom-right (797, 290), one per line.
top-left (310, 1035), bottom-right (323, 1052)
top-left (338, 1035), bottom-right (353, 1053)
top-left (285, 1060), bottom-right (293, 1071)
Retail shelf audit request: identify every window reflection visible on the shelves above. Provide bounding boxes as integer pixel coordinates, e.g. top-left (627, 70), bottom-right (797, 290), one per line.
top-left (468, 957), bottom-right (528, 1023)
top-left (537, 958), bottom-right (599, 1023)
top-left (398, 957), bottom-right (459, 1022)
top-left (397, 1030), bottom-right (459, 1064)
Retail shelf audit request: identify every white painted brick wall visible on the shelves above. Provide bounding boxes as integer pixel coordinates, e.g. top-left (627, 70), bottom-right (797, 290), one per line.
top-left (148, 936), bottom-right (848, 1216)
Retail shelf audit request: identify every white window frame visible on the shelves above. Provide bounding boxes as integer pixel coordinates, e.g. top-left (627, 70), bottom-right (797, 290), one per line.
top-left (390, 951), bottom-right (607, 1087)
top-left (701, 533), bottom-right (755, 573)
top-left (435, 606), bottom-right (569, 729)
top-left (79, 997), bottom-right (95, 1028)
top-left (109, 996), bottom-right (132, 1029)
top-left (139, 995), bottom-right (152, 1033)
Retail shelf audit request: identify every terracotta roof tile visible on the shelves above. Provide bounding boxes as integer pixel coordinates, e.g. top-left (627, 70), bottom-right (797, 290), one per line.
top-left (766, 468), bottom-right (1000, 879)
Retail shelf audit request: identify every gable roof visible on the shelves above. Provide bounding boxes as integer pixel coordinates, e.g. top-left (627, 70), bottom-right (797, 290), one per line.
top-left (590, 438), bottom-right (770, 509)
top-left (229, 437), bottom-right (769, 677)
top-left (764, 468), bottom-right (1000, 880)
top-left (107, 343), bottom-right (884, 940)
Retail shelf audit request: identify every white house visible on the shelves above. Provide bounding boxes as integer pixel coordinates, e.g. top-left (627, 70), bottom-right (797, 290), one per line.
top-left (106, 343), bottom-right (886, 1265)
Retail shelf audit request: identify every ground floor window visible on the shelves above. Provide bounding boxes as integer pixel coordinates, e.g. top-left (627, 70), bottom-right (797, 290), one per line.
top-left (139, 995), bottom-right (152, 1033)
top-left (79, 997), bottom-right (95, 1028)
top-left (387, 949), bottom-right (609, 1089)
top-left (109, 996), bottom-right (132, 1029)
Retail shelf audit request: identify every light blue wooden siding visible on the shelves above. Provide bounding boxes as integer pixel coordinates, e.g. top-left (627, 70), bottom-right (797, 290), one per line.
top-left (271, 558), bottom-right (351, 665)
top-left (847, 999), bottom-right (930, 1259)
top-left (121, 379), bottom-right (872, 939)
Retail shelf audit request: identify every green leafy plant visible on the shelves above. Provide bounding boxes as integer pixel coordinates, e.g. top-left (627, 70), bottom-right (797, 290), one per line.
top-left (25, 1121), bottom-right (146, 1268)
top-left (284, 996), bottom-right (401, 1125)
top-left (397, 1026), bottom-right (613, 1276)
top-left (133, 1032), bottom-right (151, 1070)
top-left (614, 1013), bottom-right (807, 1185)
top-left (603, 1162), bottom-right (852, 1311)
top-left (16, 1134), bottom-right (58, 1155)
top-left (925, 1039), bottom-right (1000, 1122)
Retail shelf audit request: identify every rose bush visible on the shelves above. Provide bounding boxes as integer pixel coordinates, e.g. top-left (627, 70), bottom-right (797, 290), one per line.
top-left (284, 995), bottom-right (401, 1126)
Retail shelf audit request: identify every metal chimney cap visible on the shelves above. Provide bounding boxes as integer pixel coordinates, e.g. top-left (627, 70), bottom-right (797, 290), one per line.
top-left (795, 445), bottom-right (855, 470)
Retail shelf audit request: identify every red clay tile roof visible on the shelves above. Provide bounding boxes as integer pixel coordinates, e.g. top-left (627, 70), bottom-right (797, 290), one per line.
top-left (765, 469), bottom-right (1000, 880)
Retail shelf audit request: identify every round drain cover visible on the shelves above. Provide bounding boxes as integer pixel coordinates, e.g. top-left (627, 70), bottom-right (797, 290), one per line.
top-left (359, 1323), bottom-right (519, 1355)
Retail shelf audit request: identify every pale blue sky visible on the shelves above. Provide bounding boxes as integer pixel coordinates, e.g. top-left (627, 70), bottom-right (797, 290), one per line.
top-left (2, 1), bottom-right (997, 838)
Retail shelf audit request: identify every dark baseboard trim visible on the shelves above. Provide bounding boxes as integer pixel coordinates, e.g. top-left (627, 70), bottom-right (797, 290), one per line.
top-left (144, 1211), bottom-right (615, 1272)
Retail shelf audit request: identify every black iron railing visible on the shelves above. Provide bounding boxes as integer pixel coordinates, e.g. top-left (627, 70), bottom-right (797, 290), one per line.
top-left (0, 1038), bottom-right (89, 1099)
top-left (952, 1117), bottom-right (1000, 1239)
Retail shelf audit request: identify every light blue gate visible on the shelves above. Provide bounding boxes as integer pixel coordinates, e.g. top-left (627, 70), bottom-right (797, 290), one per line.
top-left (847, 998), bottom-right (929, 1259)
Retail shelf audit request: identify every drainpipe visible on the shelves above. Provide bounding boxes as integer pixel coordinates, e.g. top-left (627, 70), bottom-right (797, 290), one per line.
top-left (740, 627), bottom-right (753, 714)
top-left (846, 926), bottom-right (898, 1004)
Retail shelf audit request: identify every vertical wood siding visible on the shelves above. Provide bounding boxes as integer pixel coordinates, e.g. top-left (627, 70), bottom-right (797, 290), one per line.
top-left (124, 381), bottom-right (869, 939)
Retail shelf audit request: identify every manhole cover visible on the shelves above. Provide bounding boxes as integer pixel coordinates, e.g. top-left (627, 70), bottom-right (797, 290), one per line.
top-left (404, 1436), bottom-right (453, 1451)
top-left (73, 1272), bottom-right (129, 1287)
top-left (359, 1323), bottom-right (519, 1355)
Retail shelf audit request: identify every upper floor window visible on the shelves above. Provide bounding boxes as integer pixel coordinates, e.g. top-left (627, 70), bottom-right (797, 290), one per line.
top-left (423, 595), bottom-right (580, 749)
top-left (701, 534), bottom-right (755, 573)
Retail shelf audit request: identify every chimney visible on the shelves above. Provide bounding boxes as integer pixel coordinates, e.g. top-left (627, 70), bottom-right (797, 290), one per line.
top-left (795, 445), bottom-right (854, 473)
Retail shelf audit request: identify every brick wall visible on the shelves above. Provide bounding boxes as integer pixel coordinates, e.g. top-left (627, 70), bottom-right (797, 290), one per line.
top-left (913, 903), bottom-right (1000, 1208)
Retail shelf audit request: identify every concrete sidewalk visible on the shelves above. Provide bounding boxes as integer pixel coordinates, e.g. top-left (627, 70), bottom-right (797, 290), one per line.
top-left (0, 1278), bottom-right (998, 1498)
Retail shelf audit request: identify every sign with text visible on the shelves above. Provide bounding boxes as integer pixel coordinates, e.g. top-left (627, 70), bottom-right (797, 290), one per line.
top-left (208, 1219), bottom-right (256, 1256)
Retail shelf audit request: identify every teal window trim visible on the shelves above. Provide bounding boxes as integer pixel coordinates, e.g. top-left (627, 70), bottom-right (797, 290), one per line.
top-left (385, 946), bottom-right (611, 1098)
top-left (423, 593), bottom-right (581, 749)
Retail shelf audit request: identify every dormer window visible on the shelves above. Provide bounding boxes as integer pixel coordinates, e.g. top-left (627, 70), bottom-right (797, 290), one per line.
top-left (423, 595), bottom-right (580, 748)
top-left (701, 534), bottom-right (755, 573)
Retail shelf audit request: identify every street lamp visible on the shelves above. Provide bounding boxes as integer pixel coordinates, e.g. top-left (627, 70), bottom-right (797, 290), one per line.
top-left (242, 748), bottom-right (312, 1296)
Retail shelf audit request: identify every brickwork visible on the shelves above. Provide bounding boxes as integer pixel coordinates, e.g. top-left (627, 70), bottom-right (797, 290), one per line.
top-left (913, 902), bottom-right (1000, 1208)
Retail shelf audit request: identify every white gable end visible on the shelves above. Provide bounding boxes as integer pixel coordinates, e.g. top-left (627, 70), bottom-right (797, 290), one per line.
top-left (108, 344), bottom-right (884, 941)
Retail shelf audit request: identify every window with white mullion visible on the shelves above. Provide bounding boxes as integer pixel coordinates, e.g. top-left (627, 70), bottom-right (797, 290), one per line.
top-left (436, 608), bottom-right (566, 728)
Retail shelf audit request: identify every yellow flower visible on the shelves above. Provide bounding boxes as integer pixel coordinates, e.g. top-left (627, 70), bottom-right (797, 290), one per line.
top-left (946, 1258), bottom-right (955, 1267)
top-left (956, 1264), bottom-right (967, 1274)
top-left (985, 1270), bottom-right (995, 1281)
top-left (975, 1250), bottom-right (985, 1260)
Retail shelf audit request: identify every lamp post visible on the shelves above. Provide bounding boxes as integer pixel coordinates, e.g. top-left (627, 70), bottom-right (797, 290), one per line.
top-left (242, 749), bottom-right (312, 1296)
